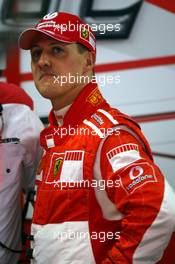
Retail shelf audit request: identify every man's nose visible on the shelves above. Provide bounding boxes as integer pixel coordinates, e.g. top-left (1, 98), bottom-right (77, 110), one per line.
top-left (37, 52), bottom-right (51, 68)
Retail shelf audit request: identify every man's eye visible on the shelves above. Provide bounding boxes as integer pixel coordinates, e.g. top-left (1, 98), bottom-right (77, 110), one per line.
top-left (52, 47), bottom-right (63, 54)
top-left (31, 50), bottom-right (41, 61)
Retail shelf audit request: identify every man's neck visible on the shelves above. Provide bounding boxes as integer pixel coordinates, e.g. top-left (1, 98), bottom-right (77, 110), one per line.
top-left (52, 75), bottom-right (93, 110)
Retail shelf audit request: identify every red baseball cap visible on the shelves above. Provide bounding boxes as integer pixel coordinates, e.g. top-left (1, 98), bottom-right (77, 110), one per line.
top-left (19, 12), bottom-right (96, 54)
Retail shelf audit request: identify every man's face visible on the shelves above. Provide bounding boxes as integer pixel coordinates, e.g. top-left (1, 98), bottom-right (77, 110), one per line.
top-left (30, 35), bottom-right (92, 108)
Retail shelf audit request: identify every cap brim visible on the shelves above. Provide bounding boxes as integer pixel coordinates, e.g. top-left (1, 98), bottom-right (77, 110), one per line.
top-left (19, 28), bottom-right (74, 50)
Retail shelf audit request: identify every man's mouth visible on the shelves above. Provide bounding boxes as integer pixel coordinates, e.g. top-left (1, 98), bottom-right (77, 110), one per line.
top-left (39, 73), bottom-right (54, 80)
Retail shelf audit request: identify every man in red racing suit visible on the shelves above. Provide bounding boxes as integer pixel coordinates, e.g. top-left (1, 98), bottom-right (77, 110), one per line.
top-left (19, 12), bottom-right (175, 264)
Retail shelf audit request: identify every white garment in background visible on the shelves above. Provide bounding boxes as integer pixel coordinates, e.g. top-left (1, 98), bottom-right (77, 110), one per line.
top-left (0, 103), bottom-right (43, 264)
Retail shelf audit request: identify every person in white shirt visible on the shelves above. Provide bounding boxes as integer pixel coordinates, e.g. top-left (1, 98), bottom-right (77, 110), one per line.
top-left (0, 81), bottom-right (44, 264)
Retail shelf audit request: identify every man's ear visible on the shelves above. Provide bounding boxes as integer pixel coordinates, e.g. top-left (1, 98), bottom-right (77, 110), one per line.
top-left (83, 51), bottom-right (94, 73)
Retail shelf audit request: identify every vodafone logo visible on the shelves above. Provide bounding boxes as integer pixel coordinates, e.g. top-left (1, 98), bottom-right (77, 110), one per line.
top-left (43, 12), bottom-right (58, 20)
top-left (120, 162), bottom-right (156, 194)
top-left (129, 166), bottom-right (143, 180)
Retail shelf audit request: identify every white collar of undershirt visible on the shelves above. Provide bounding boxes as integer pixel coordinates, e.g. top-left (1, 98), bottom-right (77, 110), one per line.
top-left (54, 104), bottom-right (71, 118)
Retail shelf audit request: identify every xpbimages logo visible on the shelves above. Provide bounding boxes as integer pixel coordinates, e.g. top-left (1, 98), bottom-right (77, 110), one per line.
top-left (53, 230), bottom-right (121, 243)
top-left (53, 179), bottom-right (121, 190)
top-left (53, 73), bottom-right (120, 87)
top-left (40, 13), bottom-right (120, 36)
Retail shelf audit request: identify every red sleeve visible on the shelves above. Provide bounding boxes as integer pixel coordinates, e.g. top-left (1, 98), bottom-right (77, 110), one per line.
top-left (100, 130), bottom-right (174, 263)
top-left (0, 82), bottom-right (33, 110)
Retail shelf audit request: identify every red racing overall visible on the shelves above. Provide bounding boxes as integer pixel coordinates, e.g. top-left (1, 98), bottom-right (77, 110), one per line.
top-left (31, 82), bottom-right (175, 264)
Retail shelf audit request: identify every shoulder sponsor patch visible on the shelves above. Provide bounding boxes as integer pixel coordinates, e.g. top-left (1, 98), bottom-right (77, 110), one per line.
top-left (107, 143), bottom-right (141, 172)
top-left (119, 162), bottom-right (157, 194)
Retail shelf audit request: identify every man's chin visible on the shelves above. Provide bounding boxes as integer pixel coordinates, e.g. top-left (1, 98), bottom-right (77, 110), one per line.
top-left (35, 85), bottom-right (52, 99)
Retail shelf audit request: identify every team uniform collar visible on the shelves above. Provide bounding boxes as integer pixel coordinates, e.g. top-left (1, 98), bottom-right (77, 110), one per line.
top-left (54, 104), bottom-right (71, 126)
top-left (48, 81), bottom-right (108, 128)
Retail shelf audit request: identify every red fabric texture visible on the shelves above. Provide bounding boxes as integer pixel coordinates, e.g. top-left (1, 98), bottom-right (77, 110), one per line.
top-left (0, 82), bottom-right (33, 109)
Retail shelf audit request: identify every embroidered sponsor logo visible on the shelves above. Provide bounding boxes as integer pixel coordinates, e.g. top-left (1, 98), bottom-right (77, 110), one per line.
top-left (86, 88), bottom-right (104, 106)
top-left (127, 174), bottom-right (154, 191)
top-left (107, 144), bottom-right (139, 160)
top-left (45, 152), bottom-right (64, 183)
top-left (91, 113), bottom-right (104, 125)
top-left (65, 151), bottom-right (84, 161)
top-left (81, 27), bottom-right (89, 39)
top-left (119, 162), bottom-right (157, 194)
top-left (129, 165), bottom-right (143, 180)
top-left (43, 12), bottom-right (58, 20)
top-left (107, 144), bottom-right (141, 172)
top-left (53, 157), bottom-right (63, 177)
top-left (37, 21), bottom-right (64, 32)
top-left (45, 151), bottom-right (84, 184)
top-left (45, 134), bottom-right (55, 148)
